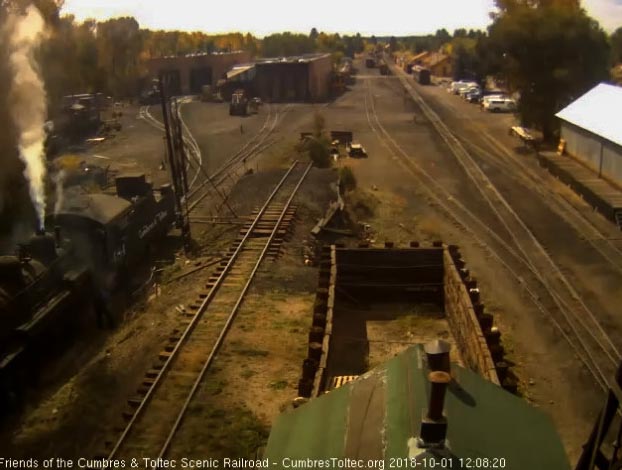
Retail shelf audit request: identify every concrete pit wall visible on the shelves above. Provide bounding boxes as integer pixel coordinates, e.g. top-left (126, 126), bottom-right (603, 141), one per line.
top-left (335, 243), bottom-right (444, 303)
top-left (298, 244), bottom-right (513, 399)
top-left (297, 245), bottom-right (336, 398)
top-left (443, 246), bottom-right (500, 385)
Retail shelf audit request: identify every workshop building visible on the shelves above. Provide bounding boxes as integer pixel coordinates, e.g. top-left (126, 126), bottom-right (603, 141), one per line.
top-left (556, 83), bottom-right (622, 186)
top-left (146, 51), bottom-right (251, 95)
top-left (222, 53), bottom-right (333, 102)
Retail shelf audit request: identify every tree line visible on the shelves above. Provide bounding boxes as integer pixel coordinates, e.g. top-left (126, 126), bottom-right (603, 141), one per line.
top-left (1, 0), bottom-right (621, 159)
top-left (1, 0), bottom-right (367, 110)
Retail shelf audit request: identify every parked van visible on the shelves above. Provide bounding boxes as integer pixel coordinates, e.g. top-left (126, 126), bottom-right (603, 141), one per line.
top-left (483, 98), bottom-right (516, 112)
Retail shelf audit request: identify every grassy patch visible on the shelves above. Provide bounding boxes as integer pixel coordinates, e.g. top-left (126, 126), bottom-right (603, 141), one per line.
top-left (233, 348), bottom-right (270, 357)
top-left (205, 379), bottom-right (227, 395)
top-left (204, 406), bottom-right (269, 458)
top-left (269, 380), bottom-right (289, 390)
top-left (417, 214), bottom-right (444, 239)
top-left (159, 263), bottom-right (182, 283)
top-left (346, 189), bottom-right (380, 220)
top-left (241, 369), bottom-right (255, 379)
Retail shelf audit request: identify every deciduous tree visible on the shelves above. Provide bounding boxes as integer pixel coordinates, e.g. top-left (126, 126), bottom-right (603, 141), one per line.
top-left (487, 2), bottom-right (609, 140)
top-left (611, 27), bottom-right (622, 64)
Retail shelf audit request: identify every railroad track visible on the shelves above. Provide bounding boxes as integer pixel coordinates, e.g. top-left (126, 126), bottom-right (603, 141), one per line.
top-left (139, 102), bottom-right (203, 190)
top-left (365, 76), bottom-right (619, 391)
top-left (415, 96), bottom-right (622, 277)
top-left (139, 100), bottom-right (290, 216)
top-left (187, 104), bottom-right (292, 213)
top-left (462, 130), bottom-right (622, 276)
top-left (104, 161), bottom-right (312, 461)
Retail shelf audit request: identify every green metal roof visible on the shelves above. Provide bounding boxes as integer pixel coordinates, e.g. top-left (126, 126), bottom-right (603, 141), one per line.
top-left (265, 346), bottom-right (570, 470)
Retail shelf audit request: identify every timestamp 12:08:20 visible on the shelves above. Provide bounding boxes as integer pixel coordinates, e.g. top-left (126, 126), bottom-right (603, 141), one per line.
top-left (388, 457), bottom-right (507, 468)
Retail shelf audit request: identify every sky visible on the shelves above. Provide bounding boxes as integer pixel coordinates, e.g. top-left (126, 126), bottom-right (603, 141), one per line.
top-left (61, 0), bottom-right (622, 35)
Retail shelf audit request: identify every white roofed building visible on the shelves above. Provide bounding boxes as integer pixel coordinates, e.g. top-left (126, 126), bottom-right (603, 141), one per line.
top-left (555, 83), bottom-right (622, 185)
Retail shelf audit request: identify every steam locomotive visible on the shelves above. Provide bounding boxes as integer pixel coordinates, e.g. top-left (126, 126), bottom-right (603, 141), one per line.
top-left (0, 174), bottom-right (176, 410)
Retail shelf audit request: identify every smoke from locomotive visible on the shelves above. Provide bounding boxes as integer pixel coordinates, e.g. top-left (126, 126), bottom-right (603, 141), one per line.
top-left (5, 6), bottom-right (49, 230)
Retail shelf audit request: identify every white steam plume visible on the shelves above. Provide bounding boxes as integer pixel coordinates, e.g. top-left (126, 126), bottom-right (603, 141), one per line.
top-left (5, 6), bottom-right (48, 230)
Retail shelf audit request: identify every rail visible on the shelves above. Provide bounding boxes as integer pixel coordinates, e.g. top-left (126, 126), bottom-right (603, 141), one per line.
top-left (106, 160), bottom-right (312, 459)
top-left (366, 70), bottom-right (619, 391)
top-left (158, 161), bottom-right (312, 458)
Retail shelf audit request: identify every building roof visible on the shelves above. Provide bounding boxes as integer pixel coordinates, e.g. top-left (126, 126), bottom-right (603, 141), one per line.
top-left (408, 51), bottom-right (429, 64)
top-left (264, 346), bottom-right (570, 468)
top-left (148, 50), bottom-right (247, 61)
top-left (424, 52), bottom-right (450, 68)
top-left (556, 83), bottom-right (622, 147)
top-left (226, 64), bottom-right (255, 80)
top-left (255, 53), bottom-right (330, 65)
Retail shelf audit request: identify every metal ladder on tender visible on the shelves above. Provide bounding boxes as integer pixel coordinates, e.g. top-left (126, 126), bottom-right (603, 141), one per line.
top-left (615, 211), bottom-right (622, 231)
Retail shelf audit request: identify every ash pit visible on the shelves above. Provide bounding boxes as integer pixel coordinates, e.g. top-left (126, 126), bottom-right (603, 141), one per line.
top-left (299, 244), bottom-right (508, 398)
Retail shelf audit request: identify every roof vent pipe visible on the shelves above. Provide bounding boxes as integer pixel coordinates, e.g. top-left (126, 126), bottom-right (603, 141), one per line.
top-left (419, 371), bottom-right (451, 448)
top-left (428, 371), bottom-right (451, 421)
top-left (424, 339), bottom-right (451, 373)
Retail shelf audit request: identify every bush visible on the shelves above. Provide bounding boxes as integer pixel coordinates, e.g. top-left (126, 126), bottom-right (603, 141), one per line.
top-left (306, 136), bottom-right (331, 168)
top-left (313, 111), bottom-right (326, 138)
top-left (347, 189), bottom-right (379, 220)
top-left (339, 166), bottom-right (357, 194)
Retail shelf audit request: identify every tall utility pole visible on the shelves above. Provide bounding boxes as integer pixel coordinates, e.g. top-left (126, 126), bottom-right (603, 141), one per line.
top-left (159, 72), bottom-right (192, 252)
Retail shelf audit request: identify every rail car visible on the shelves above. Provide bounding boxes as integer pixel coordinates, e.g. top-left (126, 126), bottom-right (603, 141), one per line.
top-left (0, 174), bottom-right (175, 412)
top-left (413, 66), bottom-right (431, 85)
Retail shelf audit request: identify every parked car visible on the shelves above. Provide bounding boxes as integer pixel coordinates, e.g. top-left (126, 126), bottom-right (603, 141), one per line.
top-left (483, 98), bottom-right (516, 112)
top-left (347, 142), bottom-right (367, 158)
top-left (465, 89), bottom-right (482, 103)
top-left (453, 81), bottom-right (478, 95)
top-left (481, 94), bottom-right (507, 104)
top-left (460, 85), bottom-right (480, 99)
top-left (448, 80), bottom-right (472, 93)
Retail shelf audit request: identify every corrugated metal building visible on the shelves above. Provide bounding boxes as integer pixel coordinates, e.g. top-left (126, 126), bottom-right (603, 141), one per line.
top-left (146, 51), bottom-right (251, 95)
top-left (222, 53), bottom-right (333, 102)
top-left (556, 83), bottom-right (622, 185)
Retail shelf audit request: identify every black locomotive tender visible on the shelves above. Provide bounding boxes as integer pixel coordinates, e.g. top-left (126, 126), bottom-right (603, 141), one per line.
top-left (0, 174), bottom-right (175, 408)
